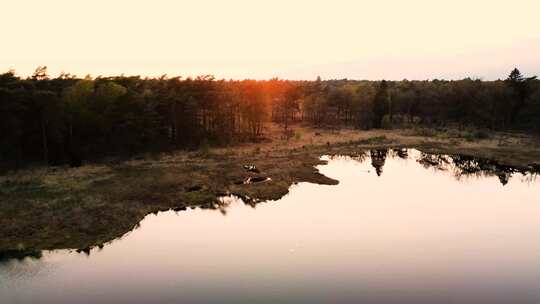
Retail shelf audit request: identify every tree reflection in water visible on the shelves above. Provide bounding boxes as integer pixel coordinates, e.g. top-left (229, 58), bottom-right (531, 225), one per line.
top-left (417, 151), bottom-right (539, 186)
top-left (324, 148), bottom-right (539, 186)
top-left (370, 149), bottom-right (389, 176)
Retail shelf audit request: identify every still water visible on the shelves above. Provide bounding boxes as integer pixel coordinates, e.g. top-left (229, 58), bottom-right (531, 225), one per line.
top-left (1, 149), bottom-right (540, 304)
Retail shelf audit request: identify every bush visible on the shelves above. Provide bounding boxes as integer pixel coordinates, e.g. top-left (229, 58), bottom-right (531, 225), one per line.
top-left (294, 131), bottom-right (302, 141)
top-left (408, 127), bottom-right (438, 137)
top-left (464, 130), bottom-right (490, 142)
top-left (381, 115), bottom-right (392, 129)
top-left (199, 139), bottom-right (210, 155)
top-left (356, 136), bottom-right (388, 144)
top-left (445, 129), bottom-right (461, 138)
top-left (474, 130), bottom-right (490, 140)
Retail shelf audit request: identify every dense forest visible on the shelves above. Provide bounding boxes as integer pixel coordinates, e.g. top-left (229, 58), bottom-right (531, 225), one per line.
top-left (1, 67), bottom-right (539, 169)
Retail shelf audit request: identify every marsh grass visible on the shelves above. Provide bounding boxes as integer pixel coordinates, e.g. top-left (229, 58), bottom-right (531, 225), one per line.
top-left (1, 124), bottom-right (540, 255)
top-left (294, 130), bottom-right (302, 141)
top-left (355, 136), bottom-right (389, 145)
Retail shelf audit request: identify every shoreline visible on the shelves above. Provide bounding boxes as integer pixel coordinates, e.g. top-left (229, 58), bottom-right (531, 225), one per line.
top-left (1, 125), bottom-right (540, 255)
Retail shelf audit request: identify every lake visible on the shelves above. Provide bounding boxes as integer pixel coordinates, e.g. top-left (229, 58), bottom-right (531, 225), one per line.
top-left (1, 149), bottom-right (539, 304)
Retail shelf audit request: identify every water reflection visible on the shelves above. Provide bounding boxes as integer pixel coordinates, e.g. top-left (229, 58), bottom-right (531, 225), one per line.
top-left (0, 250), bottom-right (42, 265)
top-left (370, 149), bottom-right (388, 176)
top-left (327, 148), bottom-right (539, 186)
top-left (2, 149), bottom-right (540, 304)
top-left (2, 149), bottom-right (539, 262)
top-left (416, 151), bottom-right (539, 186)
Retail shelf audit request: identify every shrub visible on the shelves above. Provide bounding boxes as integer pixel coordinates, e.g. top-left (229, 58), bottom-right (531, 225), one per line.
top-left (408, 127), bottom-right (438, 137)
top-left (294, 131), bottom-right (302, 141)
top-left (356, 136), bottom-right (388, 144)
top-left (474, 130), bottom-right (490, 140)
top-left (199, 139), bottom-right (210, 155)
top-left (381, 115), bottom-right (392, 129)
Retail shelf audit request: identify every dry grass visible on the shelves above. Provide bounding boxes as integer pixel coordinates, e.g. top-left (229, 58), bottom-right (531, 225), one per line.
top-left (1, 123), bottom-right (539, 254)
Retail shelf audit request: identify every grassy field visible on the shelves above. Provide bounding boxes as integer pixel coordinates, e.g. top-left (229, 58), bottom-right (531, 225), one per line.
top-left (1, 124), bottom-right (540, 256)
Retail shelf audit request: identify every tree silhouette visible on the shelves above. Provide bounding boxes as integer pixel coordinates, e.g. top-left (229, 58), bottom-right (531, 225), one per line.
top-left (506, 68), bottom-right (537, 123)
top-left (372, 80), bottom-right (389, 128)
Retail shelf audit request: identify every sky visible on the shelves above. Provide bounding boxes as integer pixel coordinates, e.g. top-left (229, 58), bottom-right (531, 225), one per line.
top-left (2, 0), bottom-right (539, 80)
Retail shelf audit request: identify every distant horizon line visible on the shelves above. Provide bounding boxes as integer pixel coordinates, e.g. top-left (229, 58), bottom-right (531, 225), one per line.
top-left (3, 66), bottom-right (537, 82)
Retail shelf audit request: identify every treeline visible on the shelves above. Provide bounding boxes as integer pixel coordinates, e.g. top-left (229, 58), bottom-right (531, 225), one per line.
top-left (302, 69), bottom-right (539, 130)
top-left (0, 67), bottom-right (538, 168)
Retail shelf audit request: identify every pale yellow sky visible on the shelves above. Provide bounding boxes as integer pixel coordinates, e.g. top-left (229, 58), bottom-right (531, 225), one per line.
top-left (2, 0), bottom-right (539, 79)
